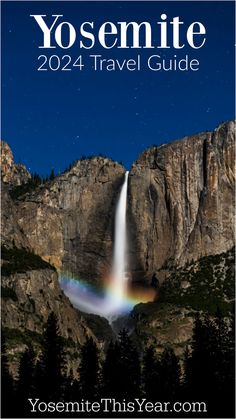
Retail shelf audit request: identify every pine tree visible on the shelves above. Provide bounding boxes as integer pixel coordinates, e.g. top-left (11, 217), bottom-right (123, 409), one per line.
top-left (64, 369), bottom-right (81, 401)
top-left (16, 345), bottom-right (36, 416)
top-left (102, 341), bottom-right (122, 397)
top-left (49, 168), bottom-right (55, 181)
top-left (185, 311), bottom-right (234, 416)
top-left (117, 329), bottom-right (141, 399)
top-left (143, 345), bottom-right (161, 400)
top-left (182, 346), bottom-right (192, 398)
top-left (102, 330), bottom-right (141, 400)
top-left (189, 313), bottom-right (210, 398)
top-left (79, 337), bottom-right (100, 399)
top-left (213, 309), bottom-right (228, 393)
top-left (215, 307), bottom-right (235, 417)
top-left (159, 347), bottom-right (181, 400)
top-left (1, 330), bottom-right (15, 417)
top-left (35, 312), bottom-right (65, 401)
top-left (225, 307), bottom-right (235, 417)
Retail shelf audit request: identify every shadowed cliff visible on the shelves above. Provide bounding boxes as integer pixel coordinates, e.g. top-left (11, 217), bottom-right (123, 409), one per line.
top-left (128, 120), bottom-right (235, 283)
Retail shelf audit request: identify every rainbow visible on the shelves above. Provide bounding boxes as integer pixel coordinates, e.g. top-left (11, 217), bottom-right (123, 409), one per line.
top-left (59, 273), bottom-right (156, 320)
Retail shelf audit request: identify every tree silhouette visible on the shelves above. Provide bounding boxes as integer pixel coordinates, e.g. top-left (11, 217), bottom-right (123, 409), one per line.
top-left (214, 308), bottom-right (235, 417)
top-left (117, 329), bottom-right (141, 399)
top-left (1, 330), bottom-right (15, 418)
top-left (79, 336), bottom-right (100, 399)
top-left (224, 307), bottom-right (235, 417)
top-left (102, 330), bottom-right (141, 400)
top-left (102, 340), bottom-right (122, 398)
top-left (1, 307), bottom-right (234, 418)
top-left (49, 168), bottom-right (55, 181)
top-left (143, 345), bottom-right (161, 400)
top-left (16, 345), bottom-right (36, 416)
top-left (35, 312), bottom-right (65, 401)
top-left (190, 313), bottom-right (226, 408)
top-left (64, 368), bottom-right (81, 402)
top-left (182, 346), bottom-right (192, 398)
top-left (188, 313), bottom-right (211, 399)
top-left (159, 347), bottom-right (181, 400)
top-left (183, 311), bottom-right (235, 417)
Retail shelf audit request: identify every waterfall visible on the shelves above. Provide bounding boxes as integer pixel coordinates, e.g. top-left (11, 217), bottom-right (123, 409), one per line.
top-left (60, 171), bottom-right (138, 320)
top-left (59, 168), bottom-right (154, 319)
top-left (109, 171), bottom-right (129, 311)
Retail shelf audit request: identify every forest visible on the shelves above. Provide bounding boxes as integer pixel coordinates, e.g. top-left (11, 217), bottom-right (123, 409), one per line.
top-left (2, 309), bottom-right (235, 418)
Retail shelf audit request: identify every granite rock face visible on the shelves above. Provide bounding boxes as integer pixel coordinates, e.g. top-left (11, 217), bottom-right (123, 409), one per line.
top-left (131, 303), bottom-right (194, 358)
top-left (0, 141), bottom-right (31, 186)
top-left (1, 183), bottom-right (29, 248)
top-left (128, 121), bottom-right (235, 283)
top-left (13, 158), bottom-right (125, 280)
top-left (2, 267), bottom-right (88, 344)
top-left (128, 246), bottom-right (234, 358)
top-left (1, 150), bottom-right (122, 372)
top-left (1, 258), bottom-right (114, 377)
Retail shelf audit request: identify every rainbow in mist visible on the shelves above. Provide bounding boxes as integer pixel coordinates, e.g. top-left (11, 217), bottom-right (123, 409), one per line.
top-left (59, 274), bottom-right (156, 320)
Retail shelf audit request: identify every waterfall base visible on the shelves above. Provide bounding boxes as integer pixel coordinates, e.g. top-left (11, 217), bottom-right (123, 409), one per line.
top-left (59, 276), bottom-right (156, 321)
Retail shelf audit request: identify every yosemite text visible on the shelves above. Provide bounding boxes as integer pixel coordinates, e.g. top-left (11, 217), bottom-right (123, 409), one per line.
top-left (30, 14), bottom-right (206, 50)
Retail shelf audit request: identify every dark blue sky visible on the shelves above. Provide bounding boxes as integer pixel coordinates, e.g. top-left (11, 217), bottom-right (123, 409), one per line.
top-left (2, 1), bottom-right (235, 174)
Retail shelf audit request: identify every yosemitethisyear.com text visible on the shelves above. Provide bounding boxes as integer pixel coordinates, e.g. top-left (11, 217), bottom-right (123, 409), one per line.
top-left (28, 398), bottom-right (208, 415)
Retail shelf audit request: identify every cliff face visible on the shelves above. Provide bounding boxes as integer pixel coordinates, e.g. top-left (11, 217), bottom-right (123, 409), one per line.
top-left (2, 267), bottom-right (87, 343)
top-left (13, 159), bottom-right (125, 280)
top-left (128, 121), bottom-right (235, 282)
top-left (129, 246), bottom-right (234, 357)
top-left (1, 149), bottom-right (121, 373)
top-left (1, 184), bottom-right (30, 248)
top-left (1, 245), bottom-right (114, 376)
top-left (0, 141), bottom-right (31, 186)
top-left (1, 121), bottom-right (234, 285)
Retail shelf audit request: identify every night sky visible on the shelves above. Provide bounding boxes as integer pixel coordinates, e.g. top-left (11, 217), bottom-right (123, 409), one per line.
top-left (2, 1), bottom-right (235, 175)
